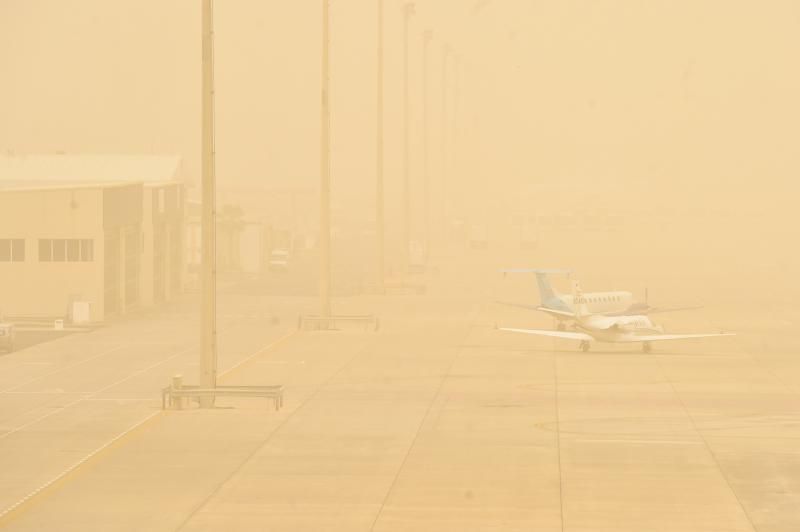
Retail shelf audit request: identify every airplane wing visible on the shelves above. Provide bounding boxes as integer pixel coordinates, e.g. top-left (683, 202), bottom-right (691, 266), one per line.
top-left (500, 268), bottom-right (572, 275)
top-left (604, 305), bottom-right (703, 317)
top-left (644, 305), bottom-right (704, 315)
top-left (494, 300), bottom-right (540, 312)
top-left (499, 327), bottom-right (593, 341)
top-left (495, 301), bottom-right (576, 319)
top-left (535, 306), bottom-right (575, 319)
top-left (628, 332), bottom-right (736, 342)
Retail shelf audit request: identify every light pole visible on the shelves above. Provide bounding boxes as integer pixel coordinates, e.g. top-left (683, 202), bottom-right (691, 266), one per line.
top-left (440, 43), bottom-right (451, 246)
top-left (422, 29), bottom-right (432, 261)
top-left (402, 2), bottom-right (414, 275)
top-left (200, 0), bottom-right (218, 407)
top-left (376, 0), bottom-right (385, 291)
top-left (452, 53), bottom-right (461, 221)
top-left (320, 0), bottom-right (332, 318)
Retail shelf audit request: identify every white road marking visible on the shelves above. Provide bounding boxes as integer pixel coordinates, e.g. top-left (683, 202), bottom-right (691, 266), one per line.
top-left (0, 345), bottom-right (127, 393)
top-left (0, 344), bottom-right (196, 441)
top-left (0, 411), bottom-right (161, 521)
top-left (0, 327), bottom-right (297, 523)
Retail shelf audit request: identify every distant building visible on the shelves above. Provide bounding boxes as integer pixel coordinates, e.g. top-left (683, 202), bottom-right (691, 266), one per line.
top-left (0, 155), bottom-right (186, 322)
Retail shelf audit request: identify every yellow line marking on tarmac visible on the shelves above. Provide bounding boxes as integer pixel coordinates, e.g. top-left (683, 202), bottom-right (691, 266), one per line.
top-left (0, 328), bottom-right (298, 527)
top-left (219, 330), bottom-right (298, 379)
top-left (0, 411), bottom-right (162, 524)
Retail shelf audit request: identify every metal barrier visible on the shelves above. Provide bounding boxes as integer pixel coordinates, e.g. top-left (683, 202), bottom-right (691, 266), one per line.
top-left (298, 314), bottom-right (380, 331)
top-left (162, 381), bottom-right (284, 411)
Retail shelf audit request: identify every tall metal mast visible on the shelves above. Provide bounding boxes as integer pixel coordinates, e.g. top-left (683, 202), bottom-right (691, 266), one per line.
top-left (440, 44), bottom-right (450, 242)
top-left (402, 2), bottom-right (414, 274)
top-left (200, 0), bottom-right (218, 406)
top-left (422, 29), bottom-right (432, 260)
top-left (376, 0), bottom-right (385, 290)
top-left (320, 0), bottom-right (332, 318)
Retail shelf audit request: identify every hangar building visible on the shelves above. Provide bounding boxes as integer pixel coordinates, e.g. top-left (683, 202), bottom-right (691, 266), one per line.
top-left (0, 155), bottom-right (186, 322)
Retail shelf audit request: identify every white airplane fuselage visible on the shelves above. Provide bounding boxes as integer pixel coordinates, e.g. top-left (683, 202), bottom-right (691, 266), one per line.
top-left (500, 269), bottom-right (698, 328)
top-left (555, 291), bottom-right (634, 316)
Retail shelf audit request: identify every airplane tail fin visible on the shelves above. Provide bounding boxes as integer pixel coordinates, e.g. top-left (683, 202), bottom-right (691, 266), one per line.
top-left (501, 268), bottom-right (571, 306)
top-left (535, 272), bottom-right (558, 304)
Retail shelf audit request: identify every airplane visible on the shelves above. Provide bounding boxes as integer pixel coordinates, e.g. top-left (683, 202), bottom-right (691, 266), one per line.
top-left (499, 268), bottom-right (699, 330)
top-left (499, 304), bottom-right (734, 353)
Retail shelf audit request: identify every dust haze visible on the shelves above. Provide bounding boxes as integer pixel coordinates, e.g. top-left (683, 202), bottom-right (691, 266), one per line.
top-left (0, 1), bottom-right (798, 531)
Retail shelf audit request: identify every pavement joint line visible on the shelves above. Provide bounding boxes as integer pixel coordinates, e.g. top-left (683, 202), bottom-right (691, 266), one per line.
top-left (0, 315), bottom-right (251, 437)
top-left (368, 320), bottom-right (477, 531)
top-left (0, 344), bottom-right (128, 393)
top-left (733, 336), bottom-right (800, 396)
top-left (84, 398), bottom-right (156, 403)
top-left (553, 349), bottom-right (566, 532)
top-left (2, 391), bottom-right (99, 395)
top-left (0, 346), bottom-right (120, 374)
top-left (0, 325), bottom-right (298, 527)
top-left (174, 331), bottom-right (376, 532)
top-left (218, 329), bottom-right (298, 378)
top-left (574, 438), bottom-right (704, 445)
top-left (0, 410), bottom-right (162, 524)
top-left (651, 353), bottom-right (760, 532)
top-left (0, 343), bottom-right (199, 442)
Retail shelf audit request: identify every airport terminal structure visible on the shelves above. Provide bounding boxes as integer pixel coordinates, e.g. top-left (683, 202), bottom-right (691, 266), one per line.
top-left (0, 155), bottom-right (185, 322)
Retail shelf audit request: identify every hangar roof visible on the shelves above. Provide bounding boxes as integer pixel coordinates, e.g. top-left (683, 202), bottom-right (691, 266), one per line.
top-left (0, 154), bottom-right (183, 191)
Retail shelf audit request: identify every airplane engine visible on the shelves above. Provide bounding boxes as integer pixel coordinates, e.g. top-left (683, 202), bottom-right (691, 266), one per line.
top-left (614, 315), bottom-right (656, 332)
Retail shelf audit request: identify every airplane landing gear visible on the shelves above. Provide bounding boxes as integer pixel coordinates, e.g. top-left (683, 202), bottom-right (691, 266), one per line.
top-left (642, 342), bottom-right (652, 353)
top-left (579, 341), bottom-right (590, 352)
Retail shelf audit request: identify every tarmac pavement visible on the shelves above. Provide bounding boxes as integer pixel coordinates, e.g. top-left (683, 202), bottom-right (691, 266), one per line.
top-left (0, 288), bottom-right (798, 531)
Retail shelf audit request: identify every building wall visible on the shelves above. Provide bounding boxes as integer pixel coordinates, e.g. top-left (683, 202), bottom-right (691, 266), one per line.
top-left (140, 183), bottom-right (184, 306)
top-left (141, 189), bottom-right (155, 307)
top-left (0, 187), bottom-right (105, 319)
top-left (0, 182), bottom-right (185, 321)
top-left (102, 184), bottom-right (144, 318)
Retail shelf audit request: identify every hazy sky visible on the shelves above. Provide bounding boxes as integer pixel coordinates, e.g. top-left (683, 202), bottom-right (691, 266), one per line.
top-left (2, 1), bottom-right (799, 215)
